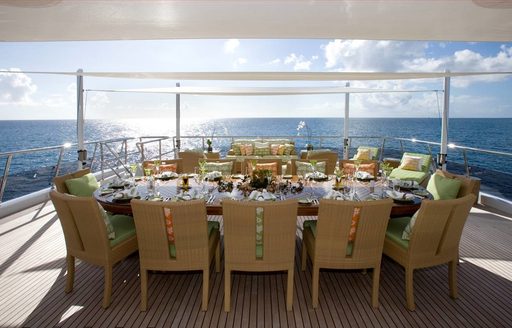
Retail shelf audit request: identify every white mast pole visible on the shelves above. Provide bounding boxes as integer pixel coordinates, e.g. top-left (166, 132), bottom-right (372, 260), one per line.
top-left (76, 69), bottom-right (86, 169)
top-left (343, 82), bottom-right (350, 159)
top-left (439, 70), bottom-right (450, 171)
top-left (175, 82), bottom-right (181, 157)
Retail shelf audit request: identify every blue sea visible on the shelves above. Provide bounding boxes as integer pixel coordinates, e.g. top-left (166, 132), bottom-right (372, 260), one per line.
top-left (1, 118), bottom-right (512, 201)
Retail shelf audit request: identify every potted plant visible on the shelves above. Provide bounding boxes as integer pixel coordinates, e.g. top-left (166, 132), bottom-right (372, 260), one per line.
top-left (206, 139), bottom-right (213, 152)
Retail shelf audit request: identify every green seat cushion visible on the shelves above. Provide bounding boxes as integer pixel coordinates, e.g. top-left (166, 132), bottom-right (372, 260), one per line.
top-left (388, 168), bottom-right (428, 183)
top-left (169, 221), bottom-right (220, 258)
top-left (386, 217), bottom-right (411, 249)
top-left (65, 173), bottom-right (100, 196)
top-left (109, 214), bottom-right (136, 247)
top-left (427, 173), bottom-right (462, 200)
top-left (303, 220), bottom-right (353, 256)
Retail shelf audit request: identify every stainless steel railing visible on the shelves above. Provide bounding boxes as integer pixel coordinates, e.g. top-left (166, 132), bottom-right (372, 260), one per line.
top-left (1, 134), bottom-right (512, 203)
top-left (0, 136), bottom-right (173, 203)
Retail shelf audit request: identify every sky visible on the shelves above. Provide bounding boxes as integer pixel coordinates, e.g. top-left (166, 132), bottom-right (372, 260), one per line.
top-left (0, 39), bottom-right (511, 120)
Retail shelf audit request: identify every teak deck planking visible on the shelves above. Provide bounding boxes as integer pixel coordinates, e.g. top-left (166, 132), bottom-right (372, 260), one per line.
top-left (0, 201), bottom-right (511, 327)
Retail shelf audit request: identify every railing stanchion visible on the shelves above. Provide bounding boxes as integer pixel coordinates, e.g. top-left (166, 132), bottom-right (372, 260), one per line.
top-left (0, 155), bottom-right (13, 203)
top-left (463, 149), bottom-right (470, 177)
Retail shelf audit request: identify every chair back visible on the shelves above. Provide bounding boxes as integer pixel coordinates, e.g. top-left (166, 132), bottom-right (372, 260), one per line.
top-left (222, 199), bottom-right (298, 266)
top-left (49, 190), bottom-right (110, 263)
top-left (53, 168), bottom-right (91, 193)
top-left (314, 199), bottom-right (393, 265)
top-left (408, 194), bottom-right (475, 265)
top-left (339, 160), bottom-right (379, 178)
top-left (178, 151), bottom-right (206, 173)
top-left (142, 159), bottom-right (183, 174)
top-left (131, 199), bottom-right (210, 269)
top-left (244, 159), bottom-right (283, 176)
top-left (306, 151), bottom-right (338, 174)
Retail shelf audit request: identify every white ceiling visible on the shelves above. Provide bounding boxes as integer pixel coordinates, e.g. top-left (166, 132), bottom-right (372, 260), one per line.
top-left (0, 0), bottom-right (511, 42)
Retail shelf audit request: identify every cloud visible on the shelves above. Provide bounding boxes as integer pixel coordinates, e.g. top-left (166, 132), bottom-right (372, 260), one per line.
top-left (284, 53), bottom-right (312, 71)
top-left (323, 40), bottom-right (512, 87)
top-left (224, 39), bottom-right (240, 53)
top-left (323, 40), bottom-right (426, 71)
top-left (0, 69), bottom-right (37, 105)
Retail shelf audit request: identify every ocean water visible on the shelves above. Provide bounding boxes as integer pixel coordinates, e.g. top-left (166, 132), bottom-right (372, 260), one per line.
top-left (1, 118), bottom-right (511, 201)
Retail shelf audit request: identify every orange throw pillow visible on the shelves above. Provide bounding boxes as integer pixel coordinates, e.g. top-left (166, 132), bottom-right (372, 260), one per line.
top-left (163, 208), bottom-right (175, 243)
top-left (159, 163), bottom-right (177, 172)
top-left (349, 207), bottom-right (361, 242)
top-left (342, 163), bottom-right (356, 176)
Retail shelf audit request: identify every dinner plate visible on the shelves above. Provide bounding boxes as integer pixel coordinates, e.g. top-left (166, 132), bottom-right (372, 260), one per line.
top-left (412, 189), bottom-right (430, 197)
top-left (282, 175), bottom-right (293, 179)
top-left (298, 198), bottom-right (313, 205)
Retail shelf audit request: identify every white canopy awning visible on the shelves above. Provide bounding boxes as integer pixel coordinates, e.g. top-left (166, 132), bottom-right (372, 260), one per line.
top-left (6, 71), bottom-right (512, 81)
top-left (0, 0), bottom-right (511, 42)
top-left (87, 86), bottom-right (440, 96)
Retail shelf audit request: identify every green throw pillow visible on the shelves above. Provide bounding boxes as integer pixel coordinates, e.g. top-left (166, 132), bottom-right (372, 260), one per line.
top-left (98, 204), bottom-right (116, 240)
top-left (203, 162), bottom-right (233, 175)
top-left (296, 161), bottom-right (326, 176)
top-left (65, 173), bottom-right (100, 196)
top-left (426, 173), bottom-right (462, 200)
top-left (402, 210), bottom-right (419, 240)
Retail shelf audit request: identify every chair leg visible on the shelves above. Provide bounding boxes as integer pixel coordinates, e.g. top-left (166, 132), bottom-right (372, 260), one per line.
top-left (286, 266), bottom-right (294, 311)
top-left (202, 268), bottom-right (209, 311)
top-left (449, 260), bottom-right (458, 299)
top-left (215, 241), bottom-right (221, 273)
top-left (371, 266), bottom-right (381, 308)
top-left (102, 265), bottom-right (113, 309)
top-left (301, 238), bottom-right (307, 271)
top-left (140, 269), bottom-right (148, 311)
top-left (312, 264), bottom-right (320, 308)
top-left (405, 268), bottom-right (415, 311)
top-left (65, 255), bottom-right (75, 293)
top-left (224, 268), bottom-right (231, 312)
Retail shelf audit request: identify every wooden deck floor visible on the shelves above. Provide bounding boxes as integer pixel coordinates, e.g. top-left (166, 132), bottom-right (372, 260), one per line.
top-left (0, 201), bottom-right (511, 327)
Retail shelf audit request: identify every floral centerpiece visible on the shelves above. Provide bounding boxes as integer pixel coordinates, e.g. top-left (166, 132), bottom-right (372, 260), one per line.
top-left (297, 120), bottom-right (313, 150)
top-left (250, 169), bottom-right (273, 189)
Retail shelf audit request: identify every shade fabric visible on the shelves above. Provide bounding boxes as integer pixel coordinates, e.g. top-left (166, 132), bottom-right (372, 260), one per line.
top-left (0, 1), bottom-right (511, 42)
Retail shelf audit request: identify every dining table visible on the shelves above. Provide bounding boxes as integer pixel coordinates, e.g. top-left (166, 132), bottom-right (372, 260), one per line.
top-left (94, 175), bottom-right (431, 218)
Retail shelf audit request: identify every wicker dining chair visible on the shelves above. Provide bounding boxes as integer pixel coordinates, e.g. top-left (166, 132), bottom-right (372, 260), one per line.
top-left (301, 198), bottom-right (393, 308)
top-left (383, 194), bottom-right (475, 310)
top-left (222, 199), bottom-right (298, 312)
top-left (53, 168), bottom-right (91, 193)
top-left (178, 151), bottom-right (206, 173)
top-left (142, 159), bottom-right (183, 175)
top-left (243, 158), bottom-right (283, 176)
top-left (130, 199), bottom-right (221, 311)
top-left (306, 150), bottom-right (339, 174)
top-left (49, 190), bottom-right (138, 308)
top-left (339, 159), bottom-right (379, 178)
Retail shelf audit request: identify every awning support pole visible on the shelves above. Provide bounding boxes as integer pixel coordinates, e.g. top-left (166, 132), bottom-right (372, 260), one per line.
top-left (77, 69), bottom-right (87, 169)
top-left (343, 82), bottom-right (350, 160)
top-left (438, 71), bottom-right (450, 171)
top-left (175, 82), bottom-right (181, 157)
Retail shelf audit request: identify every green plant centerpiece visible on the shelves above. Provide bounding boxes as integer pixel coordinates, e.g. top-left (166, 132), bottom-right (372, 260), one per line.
top-left (206, 139), bottom-right (213, 152)
top-left (250, 169), bottom-right (272, 189)
top-left (380, 162), bottom-right (393, 177)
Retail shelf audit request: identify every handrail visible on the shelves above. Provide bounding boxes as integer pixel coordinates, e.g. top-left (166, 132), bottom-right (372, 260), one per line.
top-left (2, 134), bottom-right (512, 203)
